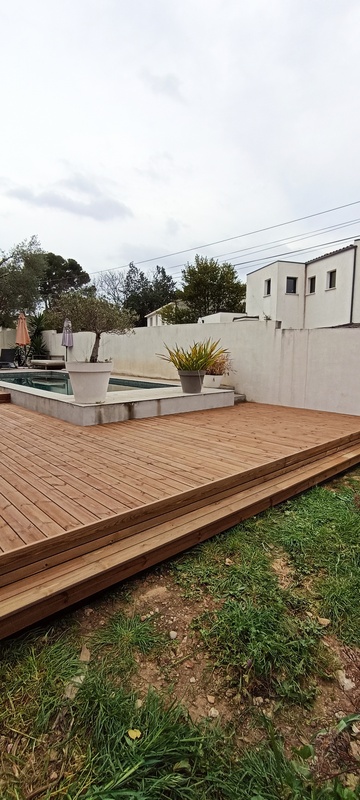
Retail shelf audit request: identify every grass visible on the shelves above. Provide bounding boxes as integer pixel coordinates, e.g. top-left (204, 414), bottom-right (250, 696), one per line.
top-left (2, 471), bottom-right (360, 797)
top-left (92, 611), bottom-right (165, 678)
top-left (236, 484), bottom-right (360, 646)
top-left (173, 532), bottom-right (332, 704)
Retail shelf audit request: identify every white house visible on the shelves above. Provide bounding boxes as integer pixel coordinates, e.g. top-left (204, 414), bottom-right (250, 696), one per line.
top-left (145, 306), bottom-right (168, 327)
top-left (197, 312), bottom-right (250, 324)
top-left (246, 240), bottom-right (360, 329)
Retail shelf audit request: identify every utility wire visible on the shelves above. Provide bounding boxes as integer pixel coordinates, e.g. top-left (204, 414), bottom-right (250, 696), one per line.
top-left (88, 199), bottom-right (360, 277)
top-left (151, 217), bottom-right (360, 280)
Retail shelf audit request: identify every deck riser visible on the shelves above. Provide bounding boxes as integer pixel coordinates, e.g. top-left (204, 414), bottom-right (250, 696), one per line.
top-left (1, 447), bottom-right (359, 639)
top-left (1, 432), bottom-right (359, 582)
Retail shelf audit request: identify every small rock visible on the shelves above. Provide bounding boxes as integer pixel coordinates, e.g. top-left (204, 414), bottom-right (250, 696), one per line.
top-left (141, 614), bottom-right (147, 621)
top-left (317, 617), bottom-right (331, 627)
top-left (155, 607), bottom-right (159, 613)
top-left (72, 674), bottom-right (85, 686)
top-left (79, 644), bottom-right (91, 662)
top-left (350, 741), bottom-right (360, 761)
top-left (208, 707), bottom-right (219, 718)
top-left (49, 771), bottom-right (58, 781)
top-left (225, 558), bottom-right (234, 566)
top-left (337, 670), bottom-right (356, 691)
top-left (169, 630), bottom-right (178, 640)
top-left (345, 774), bottom-right (359, 790)
top-left (253, 696), bottom-right (264, 706)
top-left (64, 683), bottom-right (79, 700)
top-left (49, 749), bottom-right (58, 762)
top-left (207, 695), bottom-right (215, 704)
top-left (84, 607), bottom-right (94, 616)
top-left (135, 698), bottom-right (143, 709)
top-left (351, 724), bottom-right (360, 736)
top-left (190, 677), bottom-right (196, 683)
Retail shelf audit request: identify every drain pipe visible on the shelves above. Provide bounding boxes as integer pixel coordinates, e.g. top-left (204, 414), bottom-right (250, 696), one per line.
top-left (350, 245), bottom-right (358, 324)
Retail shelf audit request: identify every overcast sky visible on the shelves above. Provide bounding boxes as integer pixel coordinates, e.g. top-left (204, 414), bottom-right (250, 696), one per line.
top-left (1, 0), bottom-right (360, 283)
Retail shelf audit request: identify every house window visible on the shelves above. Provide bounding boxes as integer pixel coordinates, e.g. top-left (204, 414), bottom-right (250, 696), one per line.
top-left (308, 276), bottom-right (316, 294)
top-left (327, 270), bottom-right (336, 289)
top-left (264, 278), bottom-right (271, 296)
top-left (286, 276), bottom-right (297, 294)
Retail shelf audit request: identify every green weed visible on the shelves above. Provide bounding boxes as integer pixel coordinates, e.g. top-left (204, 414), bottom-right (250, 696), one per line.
top-left (239, 485), bottom-right (360, 645)
top-left (92, 611), bottom-right (164, 678)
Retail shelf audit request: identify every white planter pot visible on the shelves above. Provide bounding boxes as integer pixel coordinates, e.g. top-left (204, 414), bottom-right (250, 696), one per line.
top-left (203, 374), bottom-right (224, 388)
top-left (66, 362), bottom-right (112, 404)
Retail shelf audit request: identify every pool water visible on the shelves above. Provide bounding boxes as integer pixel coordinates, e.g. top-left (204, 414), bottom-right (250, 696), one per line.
top-left (0, 371), bottom-right (173, 395)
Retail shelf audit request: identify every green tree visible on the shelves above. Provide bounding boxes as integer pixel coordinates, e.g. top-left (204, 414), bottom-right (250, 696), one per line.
top-left (181, 255), bottom-right (246, 319)
top-left (40, 253), bottom-right (91, 308)
top-left (45, 292), bottom-right (137, 362)
top-left (149, 265), bottom-right (177, 310)
top-left (122, 262), bottom-right (152, 327)
top-left (0, 236), bottom-right (46, 326)
top-left (159, 298), bottom-right (195, 325)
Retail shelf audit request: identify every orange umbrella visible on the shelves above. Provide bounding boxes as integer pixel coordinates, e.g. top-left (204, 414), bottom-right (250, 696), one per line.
top-left (15, 312), bottom-right (31, 346)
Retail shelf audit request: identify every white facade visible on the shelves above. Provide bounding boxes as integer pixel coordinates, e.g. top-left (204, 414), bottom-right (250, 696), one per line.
top-left (145, 309), bottom-right (166, 327)
top-left (246, 241), bottom-right (360, 330)
top-left (304, 246), bottom-right (356, 328)
top-left (246, 261), bottom-right (306, 328)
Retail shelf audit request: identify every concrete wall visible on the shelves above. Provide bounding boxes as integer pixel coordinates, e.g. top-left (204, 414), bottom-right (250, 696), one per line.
top-left (305, 248), bottom-right (355, 329)
top-left (0, 328), bottom-right (16, 350)
top-left (43, 320), bottom-right (360, 415)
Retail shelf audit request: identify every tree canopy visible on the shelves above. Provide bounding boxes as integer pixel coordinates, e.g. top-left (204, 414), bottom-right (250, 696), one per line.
top-left (181, 255), bottom-right (246, 320)
top-left (121, 262), bottom-right (177, 326)
top-left (45, 292), bottom-right (137, 362)
top-left (40, 252), bottom-right (91, 308)
top-left (0, 236), bottom-right (47, 326)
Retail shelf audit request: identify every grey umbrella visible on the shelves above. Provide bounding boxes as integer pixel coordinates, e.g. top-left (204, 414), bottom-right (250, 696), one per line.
top-left (61, 318), bottom-right (74, 362)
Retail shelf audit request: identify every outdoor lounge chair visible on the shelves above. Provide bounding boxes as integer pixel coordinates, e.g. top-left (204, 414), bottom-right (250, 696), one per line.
top-left (0, 348), bottom-right (17, 368)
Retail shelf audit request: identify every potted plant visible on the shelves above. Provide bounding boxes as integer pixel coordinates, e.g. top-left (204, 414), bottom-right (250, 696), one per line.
top-left (45, 293), bottom-right (136, 403)
top-left (203, 352), bottom-right (232, 388)
top-left (158, 338), bottom-right (227, 393)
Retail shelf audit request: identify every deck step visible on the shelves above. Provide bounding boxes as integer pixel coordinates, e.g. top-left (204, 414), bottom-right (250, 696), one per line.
top-left (1, 439), bottom-right (360, 639)
top-left (0, 390), bottom-right (11, 404)
top-left (1, 429), bottom-right (359, 584)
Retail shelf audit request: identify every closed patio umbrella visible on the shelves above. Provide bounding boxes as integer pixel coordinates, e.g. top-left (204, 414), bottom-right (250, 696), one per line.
top-left (15, 312), bottom-right (30, 366)
top-left (61, 317), bottom-right (73, 361)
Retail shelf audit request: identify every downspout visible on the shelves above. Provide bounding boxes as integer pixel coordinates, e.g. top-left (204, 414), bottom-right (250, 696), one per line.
top-left (350, 245), bottom-right (357, 324)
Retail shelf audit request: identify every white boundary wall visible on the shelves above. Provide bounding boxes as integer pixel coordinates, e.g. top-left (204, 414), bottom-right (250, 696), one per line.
top-left (0, 329), bottom-right (16, 350)
top-left (44, 320), bottom-right (360, 416)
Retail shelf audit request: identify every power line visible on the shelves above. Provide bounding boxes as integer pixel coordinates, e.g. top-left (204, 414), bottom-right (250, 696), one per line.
top-left (89, 199), bottom-right (360, 277)
top-left (165, 234), bottom-right (359, 283)
top-left (156, 217), bottom-right (360, 279)
top-left (231, 234), bottom-right (358, 270)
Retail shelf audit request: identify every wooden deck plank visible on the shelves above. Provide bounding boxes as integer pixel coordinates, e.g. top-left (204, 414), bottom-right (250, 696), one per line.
top-left (2, 437), bottom-right (360, 636)
top-left (1, 400), bottom-right (360, 637)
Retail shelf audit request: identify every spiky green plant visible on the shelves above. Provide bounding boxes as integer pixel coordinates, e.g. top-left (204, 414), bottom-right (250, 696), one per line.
top-left (158, 339), bottom-right (228, 371)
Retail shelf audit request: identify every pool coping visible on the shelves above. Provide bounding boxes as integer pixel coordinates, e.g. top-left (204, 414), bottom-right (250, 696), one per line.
top-left (0, 371), bottom-right (234, 425)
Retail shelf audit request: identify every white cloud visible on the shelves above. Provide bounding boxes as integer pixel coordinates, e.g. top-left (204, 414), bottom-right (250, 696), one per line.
top-left (1, 0), bottom-right (360, 273)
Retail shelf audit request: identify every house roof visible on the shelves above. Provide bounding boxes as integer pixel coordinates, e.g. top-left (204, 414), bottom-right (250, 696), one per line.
top-left (306, 244), bottom-right (355, 265)
top-left (246, 260), bottom-right (304, 277)
top-left (145, 303), bottom-right (176, 318)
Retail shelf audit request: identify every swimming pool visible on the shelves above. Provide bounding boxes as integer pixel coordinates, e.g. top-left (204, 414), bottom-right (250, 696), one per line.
top-left (0, 371), bottom-right (173, 395)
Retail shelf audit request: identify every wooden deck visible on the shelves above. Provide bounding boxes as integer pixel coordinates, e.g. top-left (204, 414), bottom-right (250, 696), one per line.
top-left (1, 402), bottom-right (360, 638)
